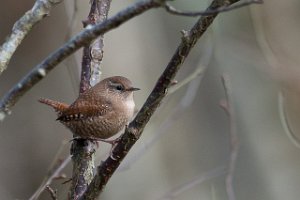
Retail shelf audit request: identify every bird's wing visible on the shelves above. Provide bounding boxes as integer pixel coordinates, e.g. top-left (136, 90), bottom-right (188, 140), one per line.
top-left (57, 102), bottom-right (112, 122)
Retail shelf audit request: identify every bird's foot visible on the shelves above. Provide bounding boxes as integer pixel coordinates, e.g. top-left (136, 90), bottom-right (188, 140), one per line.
top-left (70, 136), bottom-right (122, 160)
top-left (70, 137), bottom-right (101, 148)
top-left (97, 136), bottom-right (123, 160)
top-left (97, 137), bottom-right (121, 146)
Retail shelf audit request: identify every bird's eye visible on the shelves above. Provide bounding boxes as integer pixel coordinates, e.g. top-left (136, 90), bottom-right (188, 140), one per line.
top-left (115, 84), bottom-right (124, 91)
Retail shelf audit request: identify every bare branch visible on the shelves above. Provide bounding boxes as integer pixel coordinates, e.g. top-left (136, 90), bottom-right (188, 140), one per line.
top-left (0, 0), bottom-right (63, 75)
top-left (81, 0), bottom-right (245, 199)
top-left (70, 0), bottom-right (113, 199)
top-left (0, 0), bottom-right (162, 120)
top-left (80, 0), bottom-right (111, 93)
top-left (165, 0), bottom-right (263, 17)
top-left (250, 5), bottom-right (300, 149)
top-left (29, 140), bottom-right (70, 200)
top-left (278, 91), bottom-right (300, 148)
top-left (70, 140), bottom-right (96, 200)
top-left (45, 185), bottom-right (58, 200)
top-left (29, 155), bottom-right (71, 200)
top-left (220, 75), bottom-right (239, 200)
top-left (156, 166), bottom-right (226, 200)
top-left (168, 63), bottom-right (206, 95)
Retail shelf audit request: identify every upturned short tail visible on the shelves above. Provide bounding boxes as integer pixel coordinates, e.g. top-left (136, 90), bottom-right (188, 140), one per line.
top-left (38, 98), bottom-right (69, 112)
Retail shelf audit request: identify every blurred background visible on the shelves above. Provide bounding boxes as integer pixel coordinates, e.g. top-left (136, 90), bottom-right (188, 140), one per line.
top-left (1, 0), bottom-right (300, 199)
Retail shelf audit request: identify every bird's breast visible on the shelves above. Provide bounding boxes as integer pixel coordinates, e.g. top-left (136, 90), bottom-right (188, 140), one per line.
top-left (125, 99), bottom-right (135, 117)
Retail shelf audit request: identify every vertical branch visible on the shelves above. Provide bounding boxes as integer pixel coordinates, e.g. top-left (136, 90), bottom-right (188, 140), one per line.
top-left (70, 139), bottom-right (96, 200)
top-left (220, 75), bottom-right (239, 200)
top-left (70, 0), bottom-right (112, 199)
top-left (89, 0), bottom-right (111, 87)
top-left (80, 0), bottom-right (111, 93)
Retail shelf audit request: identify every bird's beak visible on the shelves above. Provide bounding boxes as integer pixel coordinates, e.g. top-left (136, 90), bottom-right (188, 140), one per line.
top-left (127, 87), bottom-right (140, 91)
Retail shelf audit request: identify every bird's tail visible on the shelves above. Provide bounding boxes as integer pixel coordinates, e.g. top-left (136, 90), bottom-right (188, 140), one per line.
top-left (38, 98), bottom-right (69, 112)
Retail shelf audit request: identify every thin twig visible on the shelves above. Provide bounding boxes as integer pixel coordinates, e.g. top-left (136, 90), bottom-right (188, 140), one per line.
top-left (64, 0), bottom-right (78, 41)
top-left (220, 75), bottom-right (239, 200)
top-left (45, 185), bottom-right (58, 200)
top-left (156, 166), bottom-right (226, 200)
top-left (277, 91), bottom-right (300, 148)
top-left (47, 140), bottom-right (69, 175)
top-left (0, 0), bottom-right (163, 120)
top-left (165, 0), bottom-right (263, 17)
top-left (64, 0), bottom-right (81, 95)
top-left (168, 64), bottom-right (206, 95)
top-left (29, 155), bottom-right (71, 200)
top-left (29, 140), bottom-right (69, 200)
top-left (81, 0), bottom-right (245, 199)
top-left (250, 6), bottom-right (300, 148)
top-left (0, 0), bottom-right (64, 75)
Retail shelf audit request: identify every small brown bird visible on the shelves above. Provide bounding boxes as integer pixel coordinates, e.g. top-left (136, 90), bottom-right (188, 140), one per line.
top-left (39, 76), bottom-right (139, 139)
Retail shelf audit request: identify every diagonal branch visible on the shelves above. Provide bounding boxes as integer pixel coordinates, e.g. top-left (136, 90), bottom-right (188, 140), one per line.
top-left (156, 166), bottom-right (226, 200)
top-left (29, 155), bottom-right (71, 200)
top-left (45, 185), bottom-right (58, 200)
top-left (0, 0), bottom-right (64, 75)
top-left (0, 0), bottom-right (163, 121)
top-left (81, 0), bottom-right (243, 199)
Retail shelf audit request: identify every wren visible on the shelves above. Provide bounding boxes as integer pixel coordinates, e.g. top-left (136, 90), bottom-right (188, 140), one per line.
top-left (39, 76), bottom-right (140, 139)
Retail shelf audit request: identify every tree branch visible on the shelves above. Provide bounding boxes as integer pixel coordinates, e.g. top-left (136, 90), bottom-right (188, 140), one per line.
top-left (278, 91), bottom-right (300, 148)
top-left (45, 185), bottom-right (58, 200)
top-left (0, 0), bottom-right (63, 75)
top-left (80, 0), bottom-right (111, 93)
top-left (250, 6), bottom-right (300, 148)
top-left (220, 75), bottom-right (239, 200)
top-left (0, 0), bottom-right (162, 121)
top-left (70, 140), bottom-right (96, 200)
top-left (156, 166), bottom-right (226, 200)
top-left (81, 0), bottom-right (243, 199)
top-left (70, 0), bottom-right (112, 199)
top-left (165, 0), bottom-right (262, 17)
top-left (29, 155), bottom-right (71, 200)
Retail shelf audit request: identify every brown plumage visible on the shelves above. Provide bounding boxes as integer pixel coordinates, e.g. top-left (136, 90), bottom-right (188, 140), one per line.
top-left (39, 76), bottom-right (139, 139)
